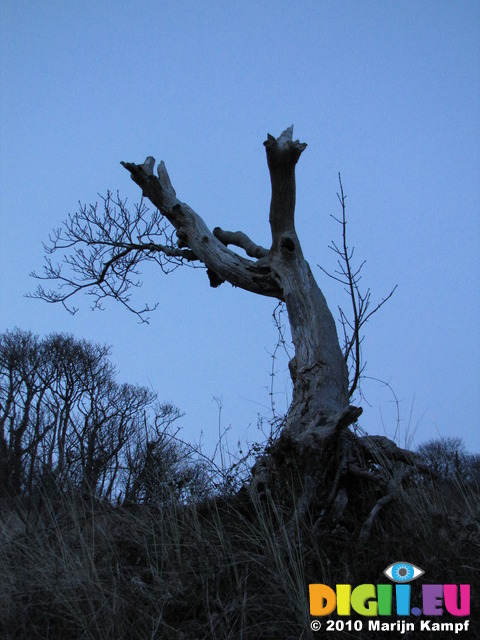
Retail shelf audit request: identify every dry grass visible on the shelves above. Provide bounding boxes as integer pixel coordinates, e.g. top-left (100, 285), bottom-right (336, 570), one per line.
top-left (0, 475), bottom-right (478, 639)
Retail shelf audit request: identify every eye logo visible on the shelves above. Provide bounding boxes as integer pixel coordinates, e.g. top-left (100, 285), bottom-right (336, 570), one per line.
top-left (384, 562), bottom-right (424, 583)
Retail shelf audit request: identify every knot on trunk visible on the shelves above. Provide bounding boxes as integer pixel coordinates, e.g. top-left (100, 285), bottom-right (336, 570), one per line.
top-left (280, 236), bottom-right (296, 253)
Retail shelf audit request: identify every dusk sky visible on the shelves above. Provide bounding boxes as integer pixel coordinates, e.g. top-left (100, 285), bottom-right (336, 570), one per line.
top-left (1, 1), bottom-right (479, 455)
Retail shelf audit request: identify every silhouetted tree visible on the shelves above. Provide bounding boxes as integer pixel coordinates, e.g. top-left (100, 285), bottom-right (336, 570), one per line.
top-left (31, 129), bottom-right (361, 447)
top-left (0, 329), bottom-right (181, 500)
top-left (31, 127), bottom-right (412, 522)
top-left (417, 437), bottom-right (480, 485)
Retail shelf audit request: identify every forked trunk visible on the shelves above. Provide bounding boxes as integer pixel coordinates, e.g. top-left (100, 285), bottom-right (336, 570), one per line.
top-left (121, 127), bottom-right (358, 452)
top-left (264, 129), bottom-right (351, 448)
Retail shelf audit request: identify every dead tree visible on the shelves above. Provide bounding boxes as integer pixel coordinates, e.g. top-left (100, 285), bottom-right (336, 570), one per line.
top-left (34, 129), bottom-right (426, 523)
top-left (33, 127), bottom-right (361, 449)
top-left (125, 129), bottom-right (363, 449)
top-left (31, 126), bottom-right (434, 537)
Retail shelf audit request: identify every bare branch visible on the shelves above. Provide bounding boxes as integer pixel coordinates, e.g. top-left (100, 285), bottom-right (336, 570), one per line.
top-left (213, 227), bottom-right (269, 259)
top-left (30, 173), bottom-right (283, 319)
top-left (121, 157), bottom-right (283, 299)
top-left (28, 193), bottom-right (196, 321)
top-left (319, 174), bottom-right (397, 397)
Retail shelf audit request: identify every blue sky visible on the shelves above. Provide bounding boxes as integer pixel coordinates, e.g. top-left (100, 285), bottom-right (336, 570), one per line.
top-left (1, 1), bottom-right (479, 454)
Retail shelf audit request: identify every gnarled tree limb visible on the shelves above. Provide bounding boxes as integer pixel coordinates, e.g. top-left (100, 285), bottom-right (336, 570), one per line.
top-left (120, 159), bottom-right (282, 299)
top-left (213, 228), bottom-right (269, 259)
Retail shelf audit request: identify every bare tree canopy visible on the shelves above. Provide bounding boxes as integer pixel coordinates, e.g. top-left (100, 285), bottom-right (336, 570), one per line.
top-left (31, 127), bottom-right (364, 455)
top-left (0, 328), bottom-right (200, 502)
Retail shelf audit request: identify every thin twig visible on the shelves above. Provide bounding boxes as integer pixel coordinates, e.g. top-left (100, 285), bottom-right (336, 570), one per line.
top-left (319, 174), bottom-right (397, 397)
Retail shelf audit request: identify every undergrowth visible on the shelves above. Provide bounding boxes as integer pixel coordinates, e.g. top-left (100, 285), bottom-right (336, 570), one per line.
top-left (0, 469), bottom-right (478, 639)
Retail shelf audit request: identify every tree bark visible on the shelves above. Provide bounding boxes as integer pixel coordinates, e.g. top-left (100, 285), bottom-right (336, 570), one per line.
top-left (122, 127), bottom-right (358, 452)
top-left (263, 128), bottom-right (351, 448)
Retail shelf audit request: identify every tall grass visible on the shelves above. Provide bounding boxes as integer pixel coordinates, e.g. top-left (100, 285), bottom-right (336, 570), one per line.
top-left (0, 472), bottom-right (478, 639)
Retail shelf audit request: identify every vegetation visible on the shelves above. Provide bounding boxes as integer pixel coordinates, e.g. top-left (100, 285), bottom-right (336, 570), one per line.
top-left (0, 329), bottom-right (478, 639)
top-left (4, 128), bottom-right (476, 637)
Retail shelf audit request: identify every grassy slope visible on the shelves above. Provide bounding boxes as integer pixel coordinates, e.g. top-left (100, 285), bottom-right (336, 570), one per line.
top-left (0, 475), bottom-right (478, 640)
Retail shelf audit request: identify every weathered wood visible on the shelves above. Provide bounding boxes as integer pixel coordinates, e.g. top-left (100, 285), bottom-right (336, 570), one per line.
top-left (122, 127), bottom-right (354, 450)
top-left (213, 228), bottom-right (269, 259)
top-left (120, 159), bottom-right (282, 299)
top-left (262, 127), bottom-right (350, 446)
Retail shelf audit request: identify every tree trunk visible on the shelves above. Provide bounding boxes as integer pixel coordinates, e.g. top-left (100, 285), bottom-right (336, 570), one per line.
top-left (263, 129), bottom-right (351, 449)
top-left (122, 127), bottom-right (358, 455)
